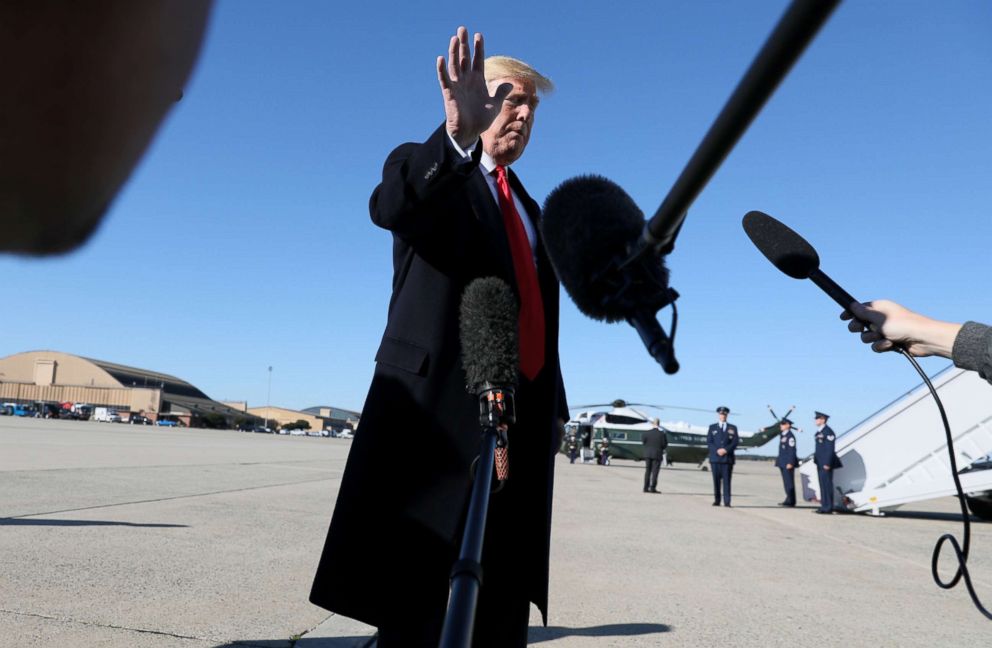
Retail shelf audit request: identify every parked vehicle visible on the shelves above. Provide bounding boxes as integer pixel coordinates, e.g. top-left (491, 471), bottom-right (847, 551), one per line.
top-left (31, 402), bottom-right (61, 418)
top-left (2, 403), bottom-right (35, 417)
top-left (156, 419), bottom-right (179, 427)
top-left (92, 407), bottom-right (122, 423)
top-left (338, 430), bottom-right (354, 439)
top-left (59, 402), bottom-right (92, 420)
top-left (130, 414), bottom-right (153, 425)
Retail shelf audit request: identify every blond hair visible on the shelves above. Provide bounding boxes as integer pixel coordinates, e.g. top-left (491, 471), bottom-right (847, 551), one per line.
top-left (485, 56), bottom-right (554, 94)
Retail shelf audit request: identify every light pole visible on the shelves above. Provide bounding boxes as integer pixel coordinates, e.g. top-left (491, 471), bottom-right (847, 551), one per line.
top-left (266, 366), bottom-right (273, 431)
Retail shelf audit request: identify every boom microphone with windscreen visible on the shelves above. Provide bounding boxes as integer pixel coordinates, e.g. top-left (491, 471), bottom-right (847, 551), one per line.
top-left (538, 1), bottom-right (839, 376)
top-left (541, 176), bottom-right (666, 322)
top-left (542, 176), bottom-right (679, 373)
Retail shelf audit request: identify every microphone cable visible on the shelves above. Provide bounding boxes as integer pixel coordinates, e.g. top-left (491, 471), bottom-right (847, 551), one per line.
top-left (895, 348), bottom-right (992, 620)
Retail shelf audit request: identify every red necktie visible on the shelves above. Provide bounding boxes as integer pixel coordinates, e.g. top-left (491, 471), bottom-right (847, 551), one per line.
top-left (494, 165), bottom-right (545, 380)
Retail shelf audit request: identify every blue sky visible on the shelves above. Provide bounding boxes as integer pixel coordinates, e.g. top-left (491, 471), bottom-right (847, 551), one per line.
top-left (2, 1), bottom-right (990, 455)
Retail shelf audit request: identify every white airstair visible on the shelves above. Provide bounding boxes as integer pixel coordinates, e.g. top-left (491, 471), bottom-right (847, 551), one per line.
top-left (799, 366), bottom-right (992, 517)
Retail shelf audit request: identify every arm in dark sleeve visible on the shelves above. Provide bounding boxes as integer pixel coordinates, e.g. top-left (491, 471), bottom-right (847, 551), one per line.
top-left (555, 360), bottom-right (568, 423)
top-left (369, 124), bottom-right (483, 240)
top-left (824, 436), bottom-right (835, 466)
top-left (952, 322), bottom-right (992, 386)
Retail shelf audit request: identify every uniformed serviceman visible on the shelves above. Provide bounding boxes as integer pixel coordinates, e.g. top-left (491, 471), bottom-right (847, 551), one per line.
top-left (707, 406), bottom-right (739, 507)
top-left (774, 418), bottom-right (799, 507)
top-left (598, 436), bottom-right (611, 466)
top-left (813, 411), bottom-right (843, 514)
top-left (641, 417), bottom-right (667, 493)
top-left (567, 434), bottom-right (579, 464)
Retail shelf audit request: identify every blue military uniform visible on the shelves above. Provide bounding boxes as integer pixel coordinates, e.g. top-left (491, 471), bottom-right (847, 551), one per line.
top-left (813, 411), bottom-right (843, 514)
top-left (707, 406), bottom-right (739, 506)
top-left (773, 419), bottom-right (799, 506)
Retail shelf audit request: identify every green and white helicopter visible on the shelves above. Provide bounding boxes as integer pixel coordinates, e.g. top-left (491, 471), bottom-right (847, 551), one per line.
top-left (562, 400), bottom-right (796, 468)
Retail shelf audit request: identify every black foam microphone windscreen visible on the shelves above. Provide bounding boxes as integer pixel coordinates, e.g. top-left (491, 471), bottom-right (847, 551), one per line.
top-left (459, 277), bottom-right (519, 388)
top-left (742, 210), bottom-right (860, 313)
top-left (542, 175), bottom-right (668, 322)
top-left (741, 210), bottom-right (819, 279)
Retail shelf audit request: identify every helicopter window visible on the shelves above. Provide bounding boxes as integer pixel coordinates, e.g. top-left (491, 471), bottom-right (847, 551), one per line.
top-left (604, 414), bottom-right (644, 425)
top-left (609, 432), bottom-right (628, 440)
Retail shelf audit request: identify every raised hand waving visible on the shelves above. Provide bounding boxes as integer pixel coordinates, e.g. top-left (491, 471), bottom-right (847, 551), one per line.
top-left (436, 27), bottom-right (511, 149)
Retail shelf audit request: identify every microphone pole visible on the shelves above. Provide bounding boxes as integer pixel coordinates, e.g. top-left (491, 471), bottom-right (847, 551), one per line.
top-left (644, 0), bottom-right (839, 255)
top-left (439, 387), bottom-right (514, 648)
top-left (441, 278), bottom-right (519, 648)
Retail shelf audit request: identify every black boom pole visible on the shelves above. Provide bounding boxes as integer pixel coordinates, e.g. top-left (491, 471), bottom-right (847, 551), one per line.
top-left (646, 0), bottom-right (841, 254)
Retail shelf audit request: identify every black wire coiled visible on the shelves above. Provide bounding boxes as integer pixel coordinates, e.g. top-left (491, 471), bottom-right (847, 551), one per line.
top-left (896, 348), bottom-right (992, 620)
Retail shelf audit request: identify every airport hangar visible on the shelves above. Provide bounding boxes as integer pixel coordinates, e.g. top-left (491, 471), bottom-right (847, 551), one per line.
top-left (0, 350), bottom-right (254, 427)
top-left (225, 404), bottom-right (361, 434)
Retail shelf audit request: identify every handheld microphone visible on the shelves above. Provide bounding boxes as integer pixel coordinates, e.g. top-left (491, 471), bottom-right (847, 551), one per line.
top-left (459, 277), bottom-right (517, 473)
top-left (742, 210), bottom-right (861, 315)
top-left (742, 209), bottom-right (992, 621)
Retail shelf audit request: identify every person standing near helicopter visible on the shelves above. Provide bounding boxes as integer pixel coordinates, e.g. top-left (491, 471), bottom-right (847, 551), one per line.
top-left (597, 436), bottom-right (611, 465)
top-left (813, 411), bottom-right (842, 514)
top-left (641, 417), bottom-right (667, 493)
top-left (774, 417), bottom-right (799, 507)
top-left (566, 434), bottom-right (579, 464)
top-left (707, 406), bottom-right (738, 506)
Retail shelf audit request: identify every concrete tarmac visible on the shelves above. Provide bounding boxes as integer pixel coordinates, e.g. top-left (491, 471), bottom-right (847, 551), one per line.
top-left (1, 417), bottom-right (990, 647)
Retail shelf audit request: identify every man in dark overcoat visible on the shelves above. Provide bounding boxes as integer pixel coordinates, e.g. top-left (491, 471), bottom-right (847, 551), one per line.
top-left (813, 411), bottom-right (843, 514)
top-left (774, 417), bottom-right (799, 506)
top-left (309, 27), bottom-right (567, 648)
top-left (707, 406), bottom-right (739, 507)
top-left (641, 417), bottom-right (667, 493)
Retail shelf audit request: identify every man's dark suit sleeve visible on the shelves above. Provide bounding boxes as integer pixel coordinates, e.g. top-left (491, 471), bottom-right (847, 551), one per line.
top-left (369, 125), bottom-right (484, 240)
top-left (556, 360), bottom-right (568, 422)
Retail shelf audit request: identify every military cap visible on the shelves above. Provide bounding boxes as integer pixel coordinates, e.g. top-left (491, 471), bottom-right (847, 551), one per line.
top-left (716, 406), bottom-right (730, 414)
top-left (814, 411), bottom-right (829, 421)
top-left (779, 417), bottom-right (793, 426)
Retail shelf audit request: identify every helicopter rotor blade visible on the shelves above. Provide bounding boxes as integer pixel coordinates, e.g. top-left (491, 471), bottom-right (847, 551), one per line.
top-left (625, 403), bottom-right (722, 414)
top-left (571, 400), bottom-right (749, 416)
top-left (570, 403), bottom-right (619, 411)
